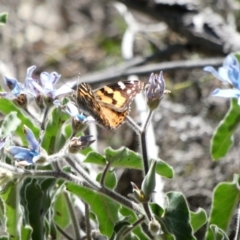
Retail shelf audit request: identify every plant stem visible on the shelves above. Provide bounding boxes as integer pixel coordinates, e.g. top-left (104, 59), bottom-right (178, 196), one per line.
top-left (84, 201), bottom-right (91, 240)
top-left (142, 203), bottom-right (152, 221)
top-left (140, 110), bottom-right (153, 175)
top-left (0, 162), bottom-right (143, 215)
top-left (55, 223), bottom-right (74, 240)
top-left (127, 110), bottom-right (153, 175)
top-left (63, 156), bottom-right (143, 214)
top-left (41, 106), bottom-right (50, 130)
top-left (235, 203), bottom-right (240, 240)
top-left (64, 155), bottom-right (100, 190)
top-left (126, 116), bottom-right (142, 133)
top-left (23, 107), bottom-right (41, 126)
top-left (64, 191), bottom-right (81, 240)
top-left (100, 161), bottom-right (111, 186)
top-left (122, 216), bottom-right (145, 238)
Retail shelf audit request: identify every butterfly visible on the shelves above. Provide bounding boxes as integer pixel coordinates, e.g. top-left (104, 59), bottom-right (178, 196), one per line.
top-left (74, 80), bottom-right (144, 129)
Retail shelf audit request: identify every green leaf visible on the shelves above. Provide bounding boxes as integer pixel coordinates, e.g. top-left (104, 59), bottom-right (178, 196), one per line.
top-left (0, 12), bottom-right (8, 25)
top-left (211, 98), bottom-right (240, 160)
top-left (66, 182), bottom-right (121, 237)
top-left (0, 181), bottom-right (21, 239)
top-left (112, 219), bottom-right (140, 240)
top-left (159, 192), bottom-right (196, 240)
top-left (49, 220), bottom-right (58, 240)
top-left (153, 159), bottom-right (174, 179)
top-left (53, 192), bottom-right (71, 229)
top-left (150, 203), bottom-right (174, 239)
top-left (1, 112), bottom-right (21, 138)
top-left (42, 107), bottom-right (68, 154)
top-left (119, 207), bottom-right (149, 240)
top-left (84, 147), bottom-right (174, 178)
top-left (206, 174), bottom-right (240, 240)
top-left (0, 237), bottom-right (8, 240)
top-left (190, 208), bottom-right (207, 233)
top-left (25, 179), bottom-right (45, 240)
top-left (21, 225), bottom-right (32, 240)
top-left (210, 225), bottom-right (229, 240)
top-left (96, 171), bottom-right (117, 190)
top-left (84, 151), bottom-right (106, 165)
top-left (234, 52), bottom-right (240, 63)
top-left (141, 160), bottom-right (157, 198)
top-left (0, 98), bottom-right (40, 145)
top-left (150, 202), bottom-right (164, 218)
top-left (24, 178), bottom-right (55, 240)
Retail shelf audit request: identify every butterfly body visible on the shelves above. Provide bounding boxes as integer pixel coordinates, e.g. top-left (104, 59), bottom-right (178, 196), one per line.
top-left (75, 80), bottom-right (144, 129)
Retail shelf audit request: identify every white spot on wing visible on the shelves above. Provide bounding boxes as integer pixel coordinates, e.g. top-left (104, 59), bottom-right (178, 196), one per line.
top-left (127, 89), bottom-right (132, 94)
top-left (118, 81), bottom-right (126, 90)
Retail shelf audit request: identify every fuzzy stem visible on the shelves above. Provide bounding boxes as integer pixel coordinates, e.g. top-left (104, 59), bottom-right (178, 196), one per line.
top-left (64, 156), bottom-right (143, 214)
top-left (23, 107), bottom-right (41, 126)
top-left (64, 191), bottom-right (81, 240)
top-left (142, 110), bottom-right (153, 133)
top-left (41, 106), bottom-right (50, 130)
top-left (235, 203), bottom-right (240, 240)
top-left (84, 202), bottom-right (91, 240)
top-left (64, 155), bottom-right (100, 190)
top-left (140, 131), bottom-right (148, 174)
top-left (55, 224), bottom-right (74, 240)
top-left (126, 110), bottom-right (153, 175)
top-left (0, 161), bottom-right (143, 216)
top-left (142, 202), bottom-right (152, 221)
top-left (126, 116), bottom-right (141, 134)
top-left (100, 161), bottom-right (111, 186)
top-left (122, 216), bottom-right (145, 238)
top-left (140, 110), bottom-right (153, 175)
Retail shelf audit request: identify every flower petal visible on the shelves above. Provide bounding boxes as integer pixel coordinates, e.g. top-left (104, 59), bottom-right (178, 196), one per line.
top-left (226, 55), bottom-right (240, 89)
top-left (65, 102), bottom-right (79, 116)
top-left (40, 72), bottom-right (53, 91)
top-left (24, 65), bottom-right (36, 87)
top-left (29, 80), bottom-right (44, 94)
top-left (23, 125), bottom-right (39, 151)
top-left (55, 85), bottom-right (73, 98)
top-left (212, 88), bottom-right (240, 98)
top-left (49, 72), bottom-right (61, 85)
top-left (4, 76), bottom-right (17, 90)
top-left (7, 146), bottom-right (35, 163)
top-left (204, 66), bottom-right (229, 83)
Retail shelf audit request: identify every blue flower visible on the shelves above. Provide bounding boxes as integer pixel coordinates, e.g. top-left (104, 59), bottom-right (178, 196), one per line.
top-left (0, 67), bottom-right (33, 107)
top-left (7, 125), bottom-right (47, 166)
top-left (204, 54), bottom-right (240, 104)
top-left (54, 100), bottom-right (95, 133)
top-left (27, 68), bottom-right (72, 106)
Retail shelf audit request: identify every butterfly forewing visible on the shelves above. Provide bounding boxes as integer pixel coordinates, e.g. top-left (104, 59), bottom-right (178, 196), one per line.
top-left (94, 80), bottom-right (144, 112)
top-left (75, 80), bottom-right (143, 129)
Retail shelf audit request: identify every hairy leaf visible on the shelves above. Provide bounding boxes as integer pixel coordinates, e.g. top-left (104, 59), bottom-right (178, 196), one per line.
top-left (211, 98), bottom-right (240, 160)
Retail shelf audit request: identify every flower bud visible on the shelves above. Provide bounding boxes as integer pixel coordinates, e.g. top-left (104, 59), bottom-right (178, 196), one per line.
top-left (141, 160), bottom-right (156, 201)
top-left (131, 182), bottom-right (148, 203)
top-left (13, 93), bottom-right (28, 108)
top-left (72, 114), bottom-right (89, 134)
top-left (68, 135), bottom-right (95, 153)
top-left (145, 72), bottom-right (170, 110)
top-left (148, 218), bottom-right (161, 236)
